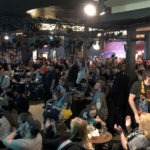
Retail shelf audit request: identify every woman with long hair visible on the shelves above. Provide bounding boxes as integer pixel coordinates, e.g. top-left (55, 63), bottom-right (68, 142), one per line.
top-left (80, 104), bottom-right (106, 129)
top-left (57, 117), bottom-right (94, 150)
top-left (70, 117), bottom-right (94, 150)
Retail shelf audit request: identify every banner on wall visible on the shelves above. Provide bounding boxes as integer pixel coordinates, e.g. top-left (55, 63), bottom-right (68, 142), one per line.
top-left (101, 51), bottom-right (115, 58)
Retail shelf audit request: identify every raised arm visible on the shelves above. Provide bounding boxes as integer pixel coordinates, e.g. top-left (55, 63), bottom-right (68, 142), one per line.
top-left (114, 124), bottom-right (128, 150)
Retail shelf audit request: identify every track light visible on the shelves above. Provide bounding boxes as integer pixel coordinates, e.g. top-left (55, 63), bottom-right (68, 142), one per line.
top-left (99, 10), bottom-right (106, 16)
top-left (99, 3), bottom-right (110, 16)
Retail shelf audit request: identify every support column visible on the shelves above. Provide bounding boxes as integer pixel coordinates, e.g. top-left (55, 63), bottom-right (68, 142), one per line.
top-left (126, 28), bottom-right (136, 87)
top-left (82, 39), bottom-right (88, 59)
top-left (82, 27), bottom-right (89, 60)
top-left (144, 33), bottom-right (150, 59)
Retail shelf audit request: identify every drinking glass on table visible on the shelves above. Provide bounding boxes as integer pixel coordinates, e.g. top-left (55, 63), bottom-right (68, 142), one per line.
top-left (71, 87), bottom-right (76, 92)
top-left (101, 126), bottom-right (108, 136)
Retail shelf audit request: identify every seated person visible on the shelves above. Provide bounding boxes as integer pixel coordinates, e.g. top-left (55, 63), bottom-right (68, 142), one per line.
top-left (15, 112), bottom-right (33, 139)
top-left (45, 88), bottom-right (72, 112)
top-left (2, 116), bottom-right (42, 150)
top-left (75, 78), bottom-right (93, 105)
top-left (60, 103), bottom-right (73, 130)
top-left (57, 117), bottom-right (94, 150)
top-left (42, 108), bottom-right (69, 150)
top-left (5, 64), bottom-right (14, 80)
top-left (0, 107), bottom-right (11, 148)
top-left (114, 113), bottom-right (150, 150)
top-left (0, 67), bottom-right (10, 94)
top-left (44, 103), bottom-right (72, 130)
top-left (76, 78), bottom-right (91, 98)
top-left (54, 78), bottom-right (67, 95)
top-left (0, 97), bottom-right (18, 129)
top-left (60, 102), bottom-right (72, 122)
top-left (43, 108), bottom-right (61, 125)
top-left (80, 104), bottom-right (106, 129)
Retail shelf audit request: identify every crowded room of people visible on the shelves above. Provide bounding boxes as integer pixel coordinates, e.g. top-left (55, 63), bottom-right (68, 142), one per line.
top-left (1, 0), bottom-right (150, 150)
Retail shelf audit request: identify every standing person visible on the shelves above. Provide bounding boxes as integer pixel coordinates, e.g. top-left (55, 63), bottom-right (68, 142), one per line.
top-left (129, 70), bottom-right (150, 124)
top-left (41, 64), bottom-right (56, 107)
top-left (76, 61), bottom-right (87, 85)
top-left (110, 66), bottom-right (129, 127)
top-left (67, 61), bottom-right (80, 87)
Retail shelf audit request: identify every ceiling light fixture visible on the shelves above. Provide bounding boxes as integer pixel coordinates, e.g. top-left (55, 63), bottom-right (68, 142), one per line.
top-left (84, 0), bottom-right (111, 17)
top-left (4, 35), bottom-right (9, 40)
top-left (84, 4), bottom-right (97, 16)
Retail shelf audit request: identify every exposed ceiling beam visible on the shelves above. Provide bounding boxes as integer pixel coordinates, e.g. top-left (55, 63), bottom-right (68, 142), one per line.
top-left (112, 1), bottom-right (150, 13)
top-left (86, 8), bottom-right (150, 29)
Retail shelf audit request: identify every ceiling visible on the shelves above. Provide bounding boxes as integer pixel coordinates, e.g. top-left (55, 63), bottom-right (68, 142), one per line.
top-left (0, 0), bottom-right (150, 30)
top-left (107, 0), bottom-right (148, 7)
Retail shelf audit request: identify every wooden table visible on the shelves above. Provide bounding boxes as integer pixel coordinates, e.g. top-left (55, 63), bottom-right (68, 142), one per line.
top-left (90, 131), bottom-right (112, 144)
